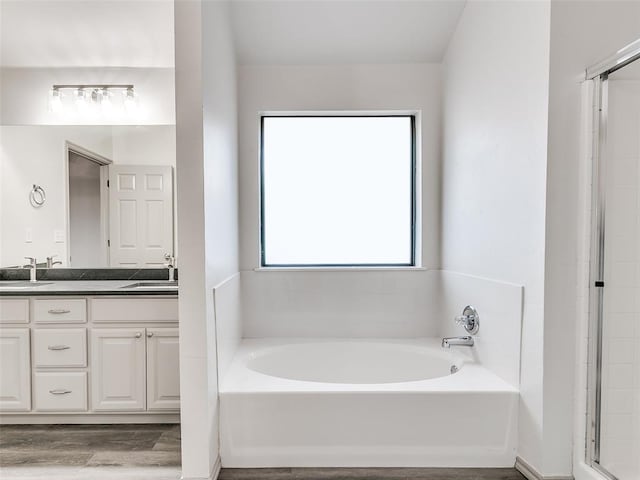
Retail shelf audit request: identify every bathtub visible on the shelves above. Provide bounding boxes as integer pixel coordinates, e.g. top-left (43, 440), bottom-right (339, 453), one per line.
top-left (220, 338), bottom-right (518, 468)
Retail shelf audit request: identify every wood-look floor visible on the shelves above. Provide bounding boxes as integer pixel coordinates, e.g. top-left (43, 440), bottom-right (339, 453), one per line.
top-left (219, 468), bottom-right (527, 480)
top-left (0, 424), bottom-right (527, 480)
top-left (0, 424), bottom-right (181, 479)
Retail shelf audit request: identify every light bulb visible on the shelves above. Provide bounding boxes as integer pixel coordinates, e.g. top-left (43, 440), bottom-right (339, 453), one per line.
top-left (75, 88), bottom-right (88, 113)
top-left (123, 88), bottom-right (138, 114)
top-left (48, 88), bottom-right (62, 113)
top-left (100, 89), bottom-right (112, 113)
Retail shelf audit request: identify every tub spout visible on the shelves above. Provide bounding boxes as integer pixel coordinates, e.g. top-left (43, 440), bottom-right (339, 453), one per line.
top-left (441, 336), bottom-right (474, 348)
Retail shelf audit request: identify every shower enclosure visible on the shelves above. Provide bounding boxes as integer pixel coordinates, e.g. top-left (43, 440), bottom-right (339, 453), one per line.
top-left (587, 40), bottom-right (640, 480)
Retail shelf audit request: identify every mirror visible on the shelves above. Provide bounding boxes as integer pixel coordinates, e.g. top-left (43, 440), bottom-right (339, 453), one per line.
top-left (0, 0), bottom-right (176, 269)
top-left (0, 125), bottom-right (176, 268)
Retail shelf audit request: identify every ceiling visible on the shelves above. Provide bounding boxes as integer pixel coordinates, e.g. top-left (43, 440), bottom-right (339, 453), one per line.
top-left (0, 0), bottom-right (466, 68)
top-left (0, 0), bottom-right (174, 68)
top-left (231, 0), bottom-right (467, 65)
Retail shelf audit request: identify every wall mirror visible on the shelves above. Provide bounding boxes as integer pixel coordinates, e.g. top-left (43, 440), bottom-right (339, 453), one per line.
top-left (0, 1), bottom-right (176, 269)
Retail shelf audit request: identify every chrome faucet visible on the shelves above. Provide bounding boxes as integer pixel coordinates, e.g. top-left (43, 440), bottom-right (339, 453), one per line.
top-left (24, 257), bottom-right (37, 283)
top-left (164, 253), bottom-right (176, 282)
top-left (442, 336), bottom-right (474, 348)
top-left (442, 306), bottom-right (480, 349)
top-left (46, 255), bottom-right (62, 268)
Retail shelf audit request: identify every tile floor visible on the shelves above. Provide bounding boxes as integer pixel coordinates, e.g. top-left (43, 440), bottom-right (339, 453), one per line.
top-left (0, 424), bottom-right (527, 480)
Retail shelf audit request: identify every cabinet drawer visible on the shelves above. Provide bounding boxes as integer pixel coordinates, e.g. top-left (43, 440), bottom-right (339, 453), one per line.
top-left (33, 329), bottom-right (87, 368)
top-left (91, 298), bottom-right (178, 323)
top-left (0, 299), bottom-right (29, 324)
top-left (33, 299), bottom-right (86, 323)
top-left (34, 372), bottom-right (87, 411)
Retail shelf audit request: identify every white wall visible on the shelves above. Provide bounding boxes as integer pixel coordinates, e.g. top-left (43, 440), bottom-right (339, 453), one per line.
top-left (0, 67), bottom-right (175, 126)
top-left (0, 125), bottom-right (176, 268)
top-left (0, 126), bottom-right (111, 267)
top-left (174, 0), bottom-right (239, 478)
top-left (239, 63), bottom-right (441, 338)
top-left (441, 0), bottom-right (551, 474)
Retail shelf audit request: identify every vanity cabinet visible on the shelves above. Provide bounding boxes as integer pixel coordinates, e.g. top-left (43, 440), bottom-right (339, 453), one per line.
top-left (91, 328), bottom-right (147, 411)
top-left (91, 327), bottom-right (180, 412)
top-left (146, 328), bottom-right (180, 410)
top-left (0, 295), bottom-right (179, 423)
top-left (0, 328), bottom-right (31, 411)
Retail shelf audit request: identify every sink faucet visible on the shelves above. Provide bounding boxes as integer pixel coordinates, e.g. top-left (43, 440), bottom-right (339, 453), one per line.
top-left (46, 255), bottom-right (62, 268)
top-left (164, 253), bottom-right (176, 282)
top-left (24, 257), bottom-right (37, 283)
top-left (441, 336), bottom-right (474, 348)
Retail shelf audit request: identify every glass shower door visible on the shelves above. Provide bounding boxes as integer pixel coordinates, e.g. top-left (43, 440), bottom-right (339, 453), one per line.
top-left (594, 58), bottom-right (640, 480)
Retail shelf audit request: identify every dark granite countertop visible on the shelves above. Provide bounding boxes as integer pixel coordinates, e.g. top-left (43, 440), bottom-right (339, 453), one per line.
top-left (0, 280), bottom-right (178, 296)
top-left (0, 269), bottom-right (178, 296)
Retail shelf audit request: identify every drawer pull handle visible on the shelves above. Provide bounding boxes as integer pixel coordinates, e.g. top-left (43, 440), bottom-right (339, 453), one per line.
top-left (48, 309), bottom-right (71, 314)
top-left (135, 332), bottom-right (142, 338)
top-left (48, 345), bottom-right (70, 351)
top-left (49, 389), bottom-right (72, 395)
top-left (147, 332), bottom-right (154, 338)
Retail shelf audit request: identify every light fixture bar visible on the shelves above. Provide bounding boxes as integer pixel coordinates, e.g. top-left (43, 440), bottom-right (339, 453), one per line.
top-left (52, 84), bottom-right (134, 90)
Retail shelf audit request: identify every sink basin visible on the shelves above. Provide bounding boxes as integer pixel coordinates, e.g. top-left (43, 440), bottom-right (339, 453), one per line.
top-left (0, 281), bottom-right (53, 289)
top-left (121, 281), bottom-right (178, 289)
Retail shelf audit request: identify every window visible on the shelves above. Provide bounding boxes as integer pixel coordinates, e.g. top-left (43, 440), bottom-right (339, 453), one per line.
top-left (260, 114), bottom-right (416, 267)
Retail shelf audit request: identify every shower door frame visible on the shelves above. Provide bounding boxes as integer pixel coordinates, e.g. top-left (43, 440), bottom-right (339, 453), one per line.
top-left (585, 39), bottom-right (640, 480)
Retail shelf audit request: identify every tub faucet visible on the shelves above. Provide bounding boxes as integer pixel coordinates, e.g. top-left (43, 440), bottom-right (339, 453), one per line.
top-left (441, 336), bottom-right (474, 348)
top-left (24, 257), bottom-right (37, 283)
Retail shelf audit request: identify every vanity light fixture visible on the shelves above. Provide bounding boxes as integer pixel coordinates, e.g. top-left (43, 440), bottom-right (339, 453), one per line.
top-left (48, 84), bottom-right (137, 114)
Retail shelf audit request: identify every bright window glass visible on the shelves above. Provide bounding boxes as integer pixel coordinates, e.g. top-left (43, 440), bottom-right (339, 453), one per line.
top-left (261, 115), bottom-right (415, 266)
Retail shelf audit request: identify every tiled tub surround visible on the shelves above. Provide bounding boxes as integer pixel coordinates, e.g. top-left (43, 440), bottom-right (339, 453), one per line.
top-left (0, 288), bottom-right (180, 424)
top-left (220, 339), bottom-right (518, 468)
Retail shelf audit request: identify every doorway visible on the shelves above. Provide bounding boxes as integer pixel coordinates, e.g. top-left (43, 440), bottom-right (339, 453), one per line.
top-left (66, 143), bottom-right (112, 267)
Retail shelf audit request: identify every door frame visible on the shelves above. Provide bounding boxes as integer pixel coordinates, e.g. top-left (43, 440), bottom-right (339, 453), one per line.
top-left (64, 141), bottom-right (113, 267)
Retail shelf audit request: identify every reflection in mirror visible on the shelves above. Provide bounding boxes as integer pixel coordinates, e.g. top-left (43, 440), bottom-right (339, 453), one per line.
top-left (0, 126), bottom-right (176, 268)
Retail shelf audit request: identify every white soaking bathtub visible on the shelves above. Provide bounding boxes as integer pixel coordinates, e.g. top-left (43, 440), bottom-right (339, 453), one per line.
top-left (219, 338), bottom-right (518, 468)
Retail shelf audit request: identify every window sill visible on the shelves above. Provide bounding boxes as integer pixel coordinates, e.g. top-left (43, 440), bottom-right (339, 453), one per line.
top-left (253, 266), bottom-right (427, 272)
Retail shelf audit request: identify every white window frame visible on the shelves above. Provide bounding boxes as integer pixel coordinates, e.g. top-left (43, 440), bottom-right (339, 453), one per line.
top-left (256, 111), bottom-right (423, 271)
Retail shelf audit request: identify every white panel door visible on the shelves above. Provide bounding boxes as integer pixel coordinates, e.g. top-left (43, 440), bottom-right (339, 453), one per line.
top-left (91, 328), bottom-right (146, 411)
top-left (146, 327), bottom-right (180, 410)
top-left (0, 328), bottom-right (31, 411)
top-left (108, 165), bottom-right (173, 267)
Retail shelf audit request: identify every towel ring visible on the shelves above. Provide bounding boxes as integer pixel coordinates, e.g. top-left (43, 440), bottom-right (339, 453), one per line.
top-left (30, 185), bottom-right (46, 207)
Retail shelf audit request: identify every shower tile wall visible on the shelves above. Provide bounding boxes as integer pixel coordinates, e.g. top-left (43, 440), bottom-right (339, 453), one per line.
top-left (601, 78), bottom-right (640, 480)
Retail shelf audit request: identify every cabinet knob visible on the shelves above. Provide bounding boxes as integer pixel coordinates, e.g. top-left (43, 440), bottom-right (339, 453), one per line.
top-left (135, 332), bottom-right (142, 338)
top-left (147, 332), bottom-right (154, 338)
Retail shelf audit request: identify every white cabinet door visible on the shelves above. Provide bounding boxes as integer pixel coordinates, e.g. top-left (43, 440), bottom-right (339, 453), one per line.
top-left (146, 328), bottom-right (180, 410)
top-left (91, 328), bottom-right (146, 411)
top-left (108, 165), bottom-right (174, 267)
top-left (0, 328), bottom-right (31, 411)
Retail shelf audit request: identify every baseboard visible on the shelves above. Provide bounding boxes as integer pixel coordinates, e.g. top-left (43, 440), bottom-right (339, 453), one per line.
top-left (515, 456), bottom-right (574, 480)
top-left (181, 456), bottom-right (222, 480)
top-left (212, 457), bottom-right (222, 480)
